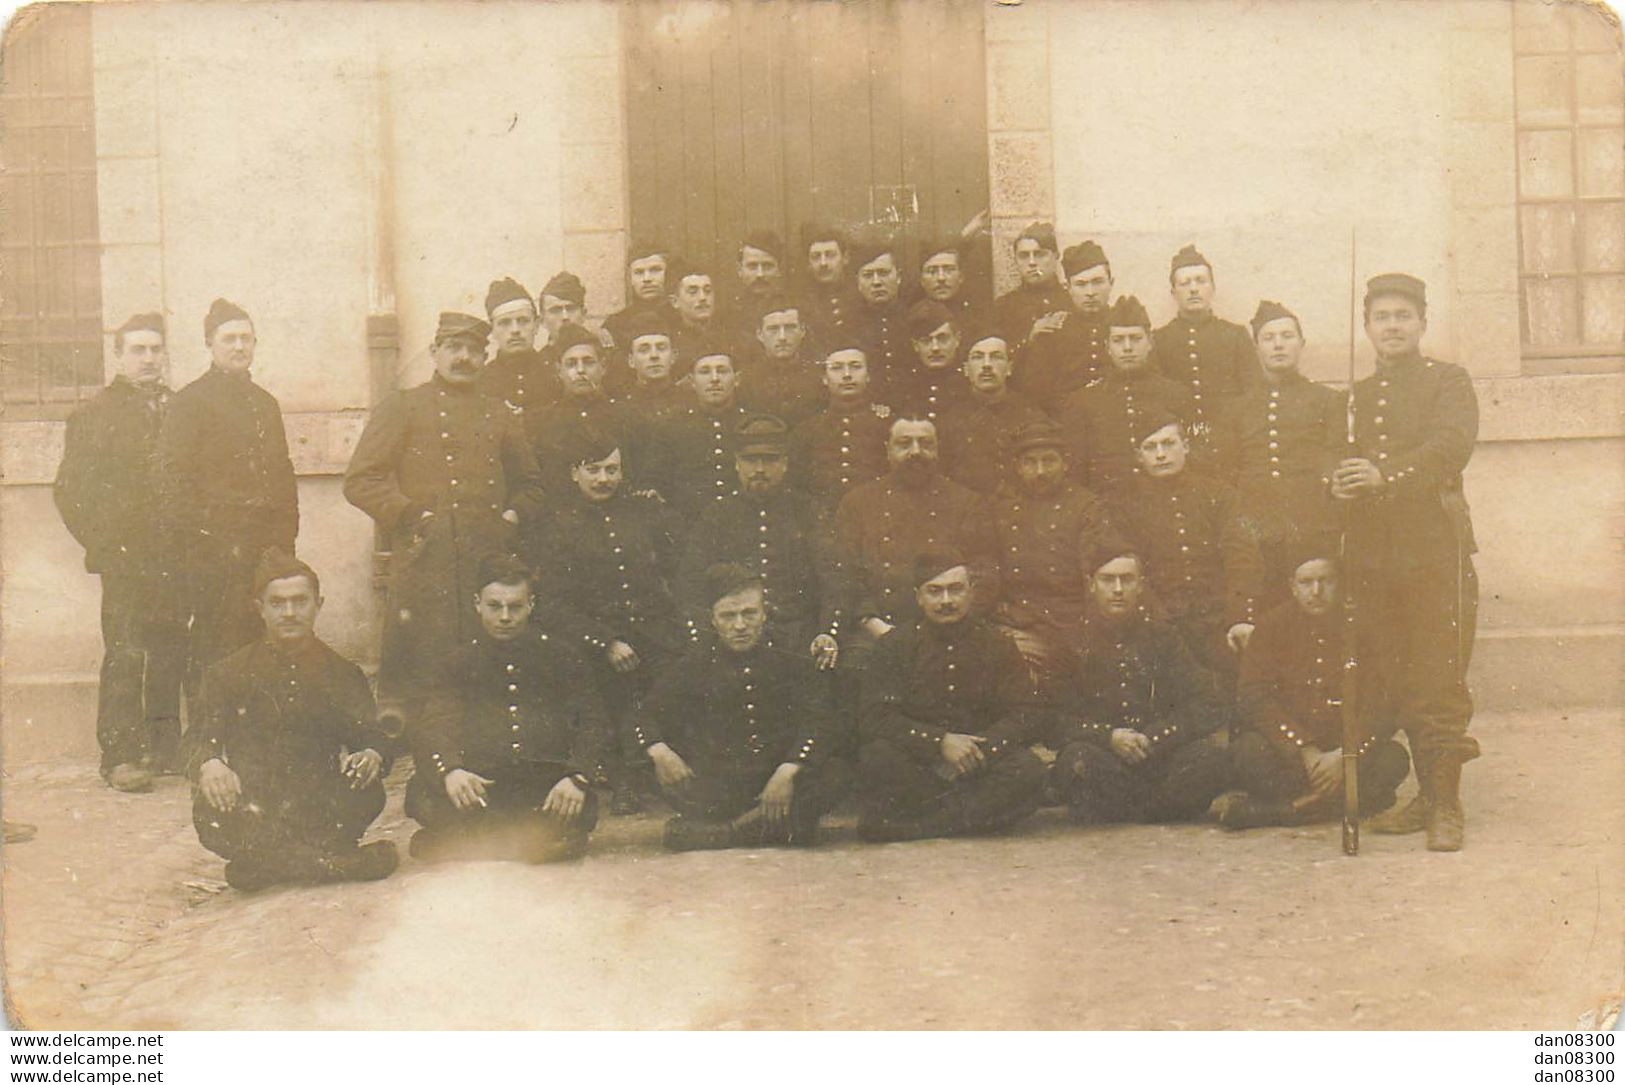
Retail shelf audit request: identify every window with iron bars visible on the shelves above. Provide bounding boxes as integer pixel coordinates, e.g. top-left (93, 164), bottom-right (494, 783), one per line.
top-left (1, 5), bottom-right (105, 418)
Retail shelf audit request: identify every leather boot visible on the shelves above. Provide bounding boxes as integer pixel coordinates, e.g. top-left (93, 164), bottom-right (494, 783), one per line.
top-left (1211, 791), bottom-right (1299, 830)
top-left (1424, 760), bottom-right (1465, 852)
top-left (1368, 786), bottom-right (1428, 834)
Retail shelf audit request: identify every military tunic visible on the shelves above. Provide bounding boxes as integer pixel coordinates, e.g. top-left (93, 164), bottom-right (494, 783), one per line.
top-left (789, 400), bottom-right (893, 519)
top-left (888, 365), bottom-right (969, 425)
top-left (992, 482), bottom-right (1121, 642)
top-left (1343, 353), bottom-right (1480, 775)
top-left (342, 377), bottom-right (546, 711)
top-left (832, 473), bottom-right (996, 626)
top-left (939, 391), bottom-right (1049, 496)
top-left (479, 347), bottom-right (560, 444)
top-left (738, 349), bottom-right (827, 430)
top-left (797, 281), bottom-right (857, 354)
top-left (647, 403), bottom-right (751, 521)
top-left (670, 320), bottom-right (739, 381)
top-left (856, 618), bottom-right (1048, 840)
top-left (1048, 611), bottom-right (1231, 822)
top-left (55, 378), bottom-right (186, 772)
top-left (1150, 313), bottom-right (1257, 434)
top-left (1012, 310), bottom-right (1107, 405)
top-left (1055, 371), bottom-right (1197, 493)
top-left (159, 366), bottom-right (299, 673)
top-left (850, 298), bottom-right (908, 400)
top-left (992, 280), bottom-right (1070, 344)
top-left (530, 394), bottom-right (628, 498)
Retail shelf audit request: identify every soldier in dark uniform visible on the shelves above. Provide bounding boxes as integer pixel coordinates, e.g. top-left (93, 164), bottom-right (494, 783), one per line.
top-left (992, 221), bottom-right (1069, 347)
top-left (602, 239), bottom-right (671, 359)
top-left (1212, 300), bottom-right (1344, 605)
top-left (612, 309), bottom-right (687, 428)
top-left (939, 328), bottom-right (1047, 496)
top-left (532, 431), bottom-right (685, 815)
top-left (478, 276), bottom-right (555, 441)
top-left (1215, 552), bottom-right (1411, 829)
top-left (1048, 547), bottom-right (1231, 824)
top-left (406, 555), bottom-right (609, 863)
top-left (917, 236), bottom-right (984, 324)
top-left (55, 313), bottom-right (186, 790)
top-left (856, 554), bottom-right (1049, 842)
top-left (343, 312), bottom-right (546, 725)
top-left (529, 324), bottom-right (626, 496)
top-left (191, 550), bottom-right (398, 891)
top-left (1150, 245), bottom-right (1257, 439)
top-left (728, 229), bottom-right (786, 337)
top-left (848, 237), bottom-right (909, 400)
top-left (1056, 295), bottom-right (1196, 495)
top-left (1335, 273), bottom-right (1479, 852)
top-left (788, 345), bottom-right (893, 521)
top-left (1011, 240), bottom-right (1114, 404)
top-left (832, 416), bottom-right (996, 656)
top-left (666, 261), bottom-right (729, 380)
top-left (677, 415), bottom-right (842, 666)
top-left (738, 294), bottom-right (825, 429)
top-left (159, 298), bottom-right (298, 691)
top-left (646, 348), bottom-right (751, 523)
top-left (892, 299), bottom-right (969, 424)
top-left (796, 223), bottom-right (855, 351)
top-left (991, 418), bottom-right (1122, 682)
top-left (1112, 410), bottom-right (1264, 689)
top-left (634, 565), bottom-right (850, 850)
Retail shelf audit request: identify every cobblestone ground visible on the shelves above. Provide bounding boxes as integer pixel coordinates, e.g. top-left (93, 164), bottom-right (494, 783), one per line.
top-left (2, 710), bottom-right (1620, 1031)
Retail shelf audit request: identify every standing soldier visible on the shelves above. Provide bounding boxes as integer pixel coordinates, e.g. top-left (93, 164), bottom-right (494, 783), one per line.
top-left (529, 324), bottom-right (625, 497)
top-left (635, 565), bottom-right (850, 851)
top-left (856, 554), bottom-right (1049, 842)
top-left (677, 415), bottom-right (842, 666)
top-left (1215, 551), bottom-right (1411, 829)
top-left (1150, 245), bottom-right (1257, 438)
top-left (848, 236), bottom-right (909, 399)
top-left (1334, 273), bottom-right (1480, 852)
top-left (1212, 300), bottom-right (1344, 603)
top-left (1048, 547), bottom-right (1232, 824)
top-left (612, 309), bottom-right (686, 427)
top-left (991, 221), bottom-right (1069, 346)
top-left (796, 223), bottom-right (855, 350)
top-left (191, 550), bottom-right (398, 891)
top-left (891, 300), bottom-right (968, 424)
top-left (728, 230), bottom-right (786, 337)
top-left (1011, 240), bottom-right (1115, 404)
top-left (666, 262), bottom-right (729, 379)
top-left (602, 240), bottom-right (671, 360)
top-left (406, 555), bottom-right (609, 863)
top-left (343, 312), bottom-right (545, 726)
top-left (159, 298), bottom-right (298, 691)
top-left (1056, 295), bottom-right (1196, 495)
top-left (917, 237), bottom-right (984, 324)
top-left (938, 328), bottom-right (1047, 496)
top-left (739, 295), bottom-right (825, 429)
top-left (478, 276), bottom-right (554, 441)
top-left (991, 419), bottom-right (1122, 682)
top-left (788, 345), bottom-right (893, 521)
top-left (532, 430), bottom-right (685, 814)
top-left (55, 313), bottom-right (186, 791)
top-left (646, 348), bottom-right (751, 523)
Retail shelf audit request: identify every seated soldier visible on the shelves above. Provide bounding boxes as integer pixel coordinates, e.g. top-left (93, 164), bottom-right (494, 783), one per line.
top-left (634, 564), bottom-right (850, 851)
top-left (406, 555), bottom-right (609, 863)
top-left (856, 553), bottom-right (1048, 843)
top-left (532, 428), bottom-right (686, 815)
top-left (192, 549), bottom-right (398, 891)
top-left (1049, 546), bottom-right (1232, 824)
top-left (1215, 552), bottom-right (1410, 829)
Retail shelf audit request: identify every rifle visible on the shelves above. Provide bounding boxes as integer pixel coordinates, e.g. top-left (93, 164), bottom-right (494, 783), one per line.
top-left (1340, 228), bottom-right (1361, 857)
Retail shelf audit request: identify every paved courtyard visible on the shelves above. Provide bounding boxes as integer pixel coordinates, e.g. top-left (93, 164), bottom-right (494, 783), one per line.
top-left (2, 709), bottom-right (1620, 1030)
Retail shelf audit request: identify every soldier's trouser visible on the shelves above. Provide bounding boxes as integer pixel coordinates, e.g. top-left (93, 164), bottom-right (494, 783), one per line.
top-left (183, 534), bottom-right (268, 697)
top-left (1053, 736), bottom-right (1231, 823)
top-left (1355, 558), bottom-right (1479, 778)
top-left (857, 739), bottom-right (1046, 841)
top-left (1170, 608), bottom-right (1238, 701)
top-left (663, 755), bottom-right (851, 841)
top-left (194, 774), bottom-right (385, 868)
top-left (98, 571), bottom-right (186, 773)
top-left (1229, 731), bottom-right (1410, 816)
top-left (405, 761), bottom-right (599, 854)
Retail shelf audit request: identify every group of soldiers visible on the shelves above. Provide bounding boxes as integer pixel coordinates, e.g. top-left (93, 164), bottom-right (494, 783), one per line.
top-left (52, 221), bottom-right (1481, 891)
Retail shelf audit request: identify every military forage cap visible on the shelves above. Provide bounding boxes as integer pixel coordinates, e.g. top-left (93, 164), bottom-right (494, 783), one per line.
top-left (849, 231), bottom-right (899, 271)
top-left (622, 308), bottom-right (674, 346)
top-left (912, 546), bottom-right (970, 588)
top-left (800, 221), bottom-right (847, 251)
top-left (1129, 405), bottom-right (1185, 445)
top-left (542, 270), bottom-right (587, 306)
top-left (626, 237), bottom-right (670, 264)
top-left (704, 561), bottom-right (763, 606)
top-left (434, 311), bottom-right (491, 344)
top-left (484, 277), bottom-right (534, 318)
top-left (1108, 294), bottom-right (1152, 331)
top-left (1009, 417), bottom-right (1068, 457)
top-left (203, 298), bottom-right (251, 343)
top-left (1170, 243), bottom-right (1210, 275)
top-left (905, 298), bottom-right (957, 338)
top-left (734, 414), bottom-right (790, 456)
top-left (1061, 240), bottom-right (1109, 279)
top-left (1250, 299), bottom-right (1301, 337)
top-left (1015, 220), bottom-right (1059, 254)
top-left (740, 228), bottom-right (784, 261)
top-left (548, 322), bottom-right (602, 358)
top-left (1365, 272), bottom-right (1427, 310)
top-left (116, 312), bottom-right (166, 340)
top-left (920, 235), bottom-right (966, 262)
top-left (252, 546), bottom-right (318, 598)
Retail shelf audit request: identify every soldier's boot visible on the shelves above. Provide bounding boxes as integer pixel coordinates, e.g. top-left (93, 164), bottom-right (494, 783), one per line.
top-left (1367, 790), bottom-right (1429, 834)
top-left (662, 816), bottom-right (736, 852)
top-left (1424, 760), bottom-right (1465, 852)
top-left (106, 763), bottom-right (154, 794)
top-left (519, 821), bottom-right (590, 864)
top-left (223, 858), bottom-right (280, 892)
top-left (315, 841), bottom-right (400, 882)
top-left (408, 827), bottom-right (460, 862)
top-left (1211, 791), bottom-right (1298, 830)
